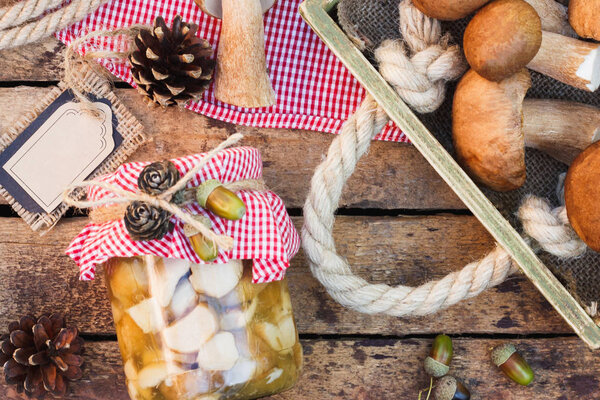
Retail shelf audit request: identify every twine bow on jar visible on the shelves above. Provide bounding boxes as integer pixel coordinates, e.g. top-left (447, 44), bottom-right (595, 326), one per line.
top-left (63, 133), bottom-right (267, 251)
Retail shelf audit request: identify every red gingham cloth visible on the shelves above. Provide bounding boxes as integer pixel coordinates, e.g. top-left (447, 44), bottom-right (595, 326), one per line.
top-left (55, 0), bottom-right (407, 142)
top-left (66, 147), bottom-right (300, 283)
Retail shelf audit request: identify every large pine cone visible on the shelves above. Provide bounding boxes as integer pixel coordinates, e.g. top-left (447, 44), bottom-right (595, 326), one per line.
top-left (124, 201), bottom-right (174, 241)
top-left (1, 314), bottom-right (84, 398)
top-left (130, 15), bottom-right (215, 106)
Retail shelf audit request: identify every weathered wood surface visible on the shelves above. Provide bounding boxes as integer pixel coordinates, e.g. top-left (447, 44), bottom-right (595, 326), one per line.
top-left (0, 215), bottom-right (570, 335)
top-left (0, 35), bottom-right (595, 400)
top-left (0, 86), bottom-right (463, 209)
top-left (0, 39), bottom-right (63, 82)
top-left (1, 338), bottom-right (597, 400)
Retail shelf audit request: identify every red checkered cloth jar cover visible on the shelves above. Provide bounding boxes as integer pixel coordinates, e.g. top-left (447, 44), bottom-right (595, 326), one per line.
top-left (55, 0), bottom-right (406, 142)
top-left (66, 147), bottom-right (300, 283)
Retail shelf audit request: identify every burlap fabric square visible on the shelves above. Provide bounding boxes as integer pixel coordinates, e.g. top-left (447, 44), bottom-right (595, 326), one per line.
top-left (0, 64), bottom-right (145, 232)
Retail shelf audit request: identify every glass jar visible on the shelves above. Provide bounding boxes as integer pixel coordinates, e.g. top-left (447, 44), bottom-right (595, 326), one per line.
top-left (104, 256), bottom-right (302, 400)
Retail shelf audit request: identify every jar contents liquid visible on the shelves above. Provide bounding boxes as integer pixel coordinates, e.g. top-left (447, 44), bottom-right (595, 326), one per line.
top-left (104, 257), bottom-right (302, 400)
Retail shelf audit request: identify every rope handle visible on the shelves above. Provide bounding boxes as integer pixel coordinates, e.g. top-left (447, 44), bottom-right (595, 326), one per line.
top-left (0, 0), bottom-right (110, 51)
top-left (301, 0), bottom-right (587, 317)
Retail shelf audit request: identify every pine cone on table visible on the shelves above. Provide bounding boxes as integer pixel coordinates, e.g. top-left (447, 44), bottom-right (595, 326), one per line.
top-left (1, 314), bottom-right (84, 398)
top-left (129, 15), bottom-right (215, 107)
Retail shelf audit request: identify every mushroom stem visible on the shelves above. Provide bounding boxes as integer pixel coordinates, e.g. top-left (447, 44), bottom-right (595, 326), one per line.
top-left (214, 0), bottom-right (275, 107)
top-left (523, 99), bottom-right (600, 164)
top-left (527, 31), bottom-right (600, 92)
top-left (523, 0), bottom-right (576, 37)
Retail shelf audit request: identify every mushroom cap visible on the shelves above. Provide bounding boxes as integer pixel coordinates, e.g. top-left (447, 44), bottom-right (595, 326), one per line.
top-left (464, 0), bottom-right (542, 82)
top-left (568, 0), bottom-right (600, 40)
top-left (452, 69), bottom-right (532, 192)
top-left (413, 0), bottom-right (490, 20)
top-left (565, 141), bottom-right (600, 252)
top-left (195, 0), bottom-right (277, 19)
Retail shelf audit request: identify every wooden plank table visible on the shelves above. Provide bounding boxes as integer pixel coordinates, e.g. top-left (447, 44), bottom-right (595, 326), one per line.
top-left (0, 39), bottom-right (598, 399)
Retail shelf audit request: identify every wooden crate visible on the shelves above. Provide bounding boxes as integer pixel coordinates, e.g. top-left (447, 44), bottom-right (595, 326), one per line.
top-left (299, 0), bottom-right (600, 349)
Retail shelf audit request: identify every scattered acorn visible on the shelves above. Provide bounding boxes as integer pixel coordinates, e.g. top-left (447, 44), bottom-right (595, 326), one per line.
top-left (433, 376), bottom-right (471, 400)
top-left (196, 179), bottom-right (246, 220)
top-left (491, 343), bottom-right (534, 386)
top-left (425, 334), bottom-right (453, 377)
top-left (184, 215), bottom-right (219, 262)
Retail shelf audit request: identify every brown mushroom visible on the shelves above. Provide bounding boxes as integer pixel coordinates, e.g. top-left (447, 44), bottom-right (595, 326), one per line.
top-left (564, 141), bottom-right (600, 252)
top-left (453, 69), bottom-right (600, 191)
top-left (568, 0), bottom-right (600, 41)
top-left (523, 0), bottom-right (576, 37)
top-left (412, 0), bottom-right (490, 20)
top-left (527, 30), bottom-right (600, 92)
top-left (463, 0), bottom-right (542, 82)
top-left (464, 0), bottom-right (599, 91)
top-left (195, 0), bottom-right (276, 107)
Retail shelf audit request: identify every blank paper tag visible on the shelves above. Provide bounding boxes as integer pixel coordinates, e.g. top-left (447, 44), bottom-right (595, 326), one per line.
top-left (0, 90), bottom-right (122, 214)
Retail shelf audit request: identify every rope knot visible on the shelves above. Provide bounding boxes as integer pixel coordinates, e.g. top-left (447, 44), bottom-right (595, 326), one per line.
top-left (519, 195), bottom-right (587, 258)
top-left (374, 0), bottom-right (467, 113)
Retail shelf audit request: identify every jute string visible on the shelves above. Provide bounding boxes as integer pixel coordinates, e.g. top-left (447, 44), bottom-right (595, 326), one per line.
top-left (63, 133), bottom-right (266, 251)
top-left (63, 25), bottom-right (146, 116)
top-left (302, 0), bottom-right (590, 317)
top-left (0, 0), bottom-right (109, 50)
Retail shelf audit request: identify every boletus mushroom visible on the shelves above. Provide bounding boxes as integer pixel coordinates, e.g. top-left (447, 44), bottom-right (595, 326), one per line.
top-left (524, 0), bottom-right (576, 37)
top-left (528, 30), bottom-right (600, 92)
top-left (569, 0), bottom-right (600, 41)
top-left (195, 0), bottom-right (276, 107)
top-left (564, 141), bottom-right (600, 252)
top-left (412, 0), bottom-right (490, 20)
top-left (463, 0), bottom-right (542, 82)
top-left (453, 69), bottom-right (600, 191)
top-left (464, 0), bottom-right (599, 91)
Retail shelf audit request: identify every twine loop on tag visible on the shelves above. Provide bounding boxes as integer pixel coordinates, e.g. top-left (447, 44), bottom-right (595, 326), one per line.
top-left (63, 133), bottom-right (266, 251)
top-left (63, 25), bottom-right (146, 118)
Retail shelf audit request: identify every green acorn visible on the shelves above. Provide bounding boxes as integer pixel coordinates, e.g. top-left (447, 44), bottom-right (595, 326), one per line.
top-left (196, 179), bottom-right (246, 220)
top-left (491, 343), bottom-right (534, 386)
top-left (184, 215), bottom-right (219, 262)
top-left (433, 376), bottom-right (470, 400)
top-left (424, 334), bottom-right (453, 377)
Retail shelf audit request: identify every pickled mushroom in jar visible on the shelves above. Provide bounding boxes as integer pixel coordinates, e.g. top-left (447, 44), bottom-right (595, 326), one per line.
top-left (107, 257), bottom-right (149, 307)
top-left (104, 256), bottom-right (302, 400)
top-left (148, 257), bottom-right (192, 307)
top-left (196, 332), bottom-right (240, 371)
top-left (163, 304), bottom-right (218, 353)
top-left (126, 297), bottom-right (165, 334)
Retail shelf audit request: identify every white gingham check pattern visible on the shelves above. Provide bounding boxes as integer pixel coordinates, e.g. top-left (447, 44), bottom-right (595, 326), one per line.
top-left (66, 147), bottom-right (300, 283)
top-left (55, 0), bottom-right (407, 142)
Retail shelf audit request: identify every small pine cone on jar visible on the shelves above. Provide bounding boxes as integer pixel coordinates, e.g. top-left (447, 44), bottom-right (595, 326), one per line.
top-left (129, 15), bottom-right (215, 107)
top-left (124, 201), bottom-right (174, 241)
top-left (138, 160), bottom-right (180, 195)
top-left (1, 314), bottom-right (84, 398)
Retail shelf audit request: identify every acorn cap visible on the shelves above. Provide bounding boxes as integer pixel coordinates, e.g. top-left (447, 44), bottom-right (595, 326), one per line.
top-left (491, 343), bottom-right (517, 366)
top-left (564, 141), bottom-right (600, 251)
top-left (463, 0), bottom-right (541, 82)
top-left (183, 215), bottom-right (212, 237)
top-left (433, 376), bottom-right (457, 400)
top-left (452, 69), bottom-right (531, 191)
top-left (425, 356), bottom-right (450, 377)
top-left (196, 179), bottom-right (223, 208)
